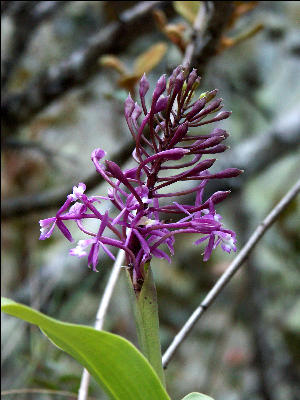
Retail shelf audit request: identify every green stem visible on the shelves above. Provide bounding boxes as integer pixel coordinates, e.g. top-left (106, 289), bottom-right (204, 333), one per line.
top-left (125, 264), bottom-right (165, 386)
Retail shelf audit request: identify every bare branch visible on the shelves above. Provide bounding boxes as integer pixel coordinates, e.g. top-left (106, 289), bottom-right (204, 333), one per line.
top-left (77, 250), bottom-right (125, 400)
top-left (1, 1), bottom-right (69, 89)
top-left (191, 1), bottom-right (235, 75)
top-left (1, 1), bottom-right (167, 132)
top-left (1, 140), bottom-right (134, 219)
top-left (1, 1), bottom-right (36, 18)
top-left (182, 2), bottom-right (208, 68)
top-left (162, 177), bottom-right (300, 368)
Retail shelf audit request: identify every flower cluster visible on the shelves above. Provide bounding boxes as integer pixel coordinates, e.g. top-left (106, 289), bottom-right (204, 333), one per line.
top-left (39, 66), bottom-right (242, 290)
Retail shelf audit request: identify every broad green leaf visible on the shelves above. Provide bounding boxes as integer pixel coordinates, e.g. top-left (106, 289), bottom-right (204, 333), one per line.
top-left (181, 393), bottom-right (214, 400)
top-left (134, 42), bottom-right (167, 76)
top-left (173, 1), bottom-right (202, 24)
top-left (125, 266), bottom-right (165, 385)
top-left (1, 297), bottom-right (170, 400)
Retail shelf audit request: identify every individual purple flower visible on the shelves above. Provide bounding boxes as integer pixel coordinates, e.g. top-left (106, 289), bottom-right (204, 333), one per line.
top-left (39, 65), bottom-right (243, 291)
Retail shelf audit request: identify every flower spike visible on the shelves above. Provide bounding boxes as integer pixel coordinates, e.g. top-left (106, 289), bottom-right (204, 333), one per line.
top-left (39, 65), bottom-right (243, 290)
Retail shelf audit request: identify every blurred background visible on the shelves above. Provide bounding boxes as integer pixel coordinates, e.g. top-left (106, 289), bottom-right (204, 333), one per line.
top-left (1, 1), bottom-right (300, 399)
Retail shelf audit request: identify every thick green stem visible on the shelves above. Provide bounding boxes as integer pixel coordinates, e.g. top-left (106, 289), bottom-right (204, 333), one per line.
top-left (125, 264), bottom-right (165, 386)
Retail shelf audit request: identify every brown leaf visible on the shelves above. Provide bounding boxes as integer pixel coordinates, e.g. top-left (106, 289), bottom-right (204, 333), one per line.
top-left (99, 55), bottom-right (127, 75)
top-left (152, 9), bottom-right (168, 30)
top-left (164, 24), bottom-right (187, 53)
top-left (133, 42), bottom-right (167, 76)
top-left (118, 74), bottom-right (140, 94)
top-left (227, 1), bottom-right (259, 29)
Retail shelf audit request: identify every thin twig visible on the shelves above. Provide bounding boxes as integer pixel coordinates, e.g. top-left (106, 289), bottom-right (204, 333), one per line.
top-left (0, 388), bottom-right (95, 399)
top-left (77, 250), bottom-right (125, 400)
top-left (2, 1), bottom-right (166, 132)
top-left (162, 177), bottom-right (300, 368)
top-left (1, 1), bottom-right (69, 89)
top-left (1, 140), bottom-right (134, 219)
top-left (191, 1), bottom-right (235, 76)
top-left (182, 2), bottom-right (208, 68)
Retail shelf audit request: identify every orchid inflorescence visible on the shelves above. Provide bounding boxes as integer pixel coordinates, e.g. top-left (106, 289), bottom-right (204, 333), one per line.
top-left (39, 65), bottom-right (243, 290)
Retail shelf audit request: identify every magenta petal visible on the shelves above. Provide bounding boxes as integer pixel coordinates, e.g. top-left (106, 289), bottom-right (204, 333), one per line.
top-left (152, 248), bottom-right (171, 263)
top-left (154, 96), bottom-right (169, 113)
top-left (88, 241), bottom-right (100, 271)
top-left (39, 218), bottom-right (56, 240)
top-left (203, 234), bottom-right (215, 261)
top-left (99, 242), bottom-right (116, 260)
top-left (139, 73), bottom-right (150, 98)
top-left (124, 94), bottom-right (135, 118)
top-left (56, 220), bottom-right (73, 242)
top-left (134, 229), bottom-right (150, 254)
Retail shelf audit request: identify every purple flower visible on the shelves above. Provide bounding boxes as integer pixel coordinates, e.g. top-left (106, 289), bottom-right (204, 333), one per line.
top-left (39, 65), bottom-right (243, 291)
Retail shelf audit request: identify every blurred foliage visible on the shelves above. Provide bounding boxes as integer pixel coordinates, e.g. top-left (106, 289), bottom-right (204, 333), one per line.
top-left (1, 1), bottom-right (300, 400)
top-left (100, 42), bottom-right (167, 94)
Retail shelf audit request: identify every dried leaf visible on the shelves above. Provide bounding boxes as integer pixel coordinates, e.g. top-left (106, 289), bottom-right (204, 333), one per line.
top-left (227, 1), bottom-right (259, 29)
top-left (118, 74), bottom-right (141, 93)
top-left (133, 43), bottom-right (167, 76)
top-left (99, 55), bottom-right (127, 75)
top-left (173, 1), bottom-right (202, 25)
top-left (219, 23), bottom-right (264, 52)
top-left (152, 9), bottom-right (168, 30)
top-left (164, 24), bottom-right (187, 53)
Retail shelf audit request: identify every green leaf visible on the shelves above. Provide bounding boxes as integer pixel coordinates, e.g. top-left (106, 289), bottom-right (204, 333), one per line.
top-left (125, 266), bottom-right (165, 385)
top-left (181, 393), bottom-right (214, 400)
top-left (1, 297), bottom-right (170, 400)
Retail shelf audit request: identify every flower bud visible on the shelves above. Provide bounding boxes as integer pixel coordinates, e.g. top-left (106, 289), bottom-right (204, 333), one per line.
top-left (210, 128), bottom-right (229, 138)
top-left (154, 96), bottom-right (169, 113)
top-left (132, 102), bottom-right (142, 122)
top-left (213, 168), bottom-right (244, 178)
top-left (186, 68), bottom-right (198, 90)
top-left (209, 191), bottom-right (231, 204)
top-left (213, 111), bottom-right (232, 121)
top-left (139, 73), bottom-right (150, 98)
top-left (91, 148), bottom-right (106, 161)
top-left (204, 89), bottom-right (218, 102)
top-left (167, 122), bottom-right (188, 148)
top-left (190, 135), bottom-right (225, 150)
top-left (152, 74), bottom-right (166, 102)
top-left (124, 94), bottom-right (135, 118)
top-left (173, 72), bottom-right (185, 95)
top-left (186, 98), bottom-right (206, 120)
top-left (194, 144), bottom-right (228, 154)
top-left (168, 65), bottom-right (182, 93)
top-left (149, 148), bottom-right (189, 163)
top-left (191, 98), bottom-right (222, 121)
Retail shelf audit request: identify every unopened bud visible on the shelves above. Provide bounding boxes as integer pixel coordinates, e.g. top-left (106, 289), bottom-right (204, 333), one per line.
top-left (91, 148), bottom-right (106, 161)
top-left (210, 128), bottom-right (229, 138)
top-left (153, 74), bottom-right (166, 102)
top-left (204, 89), bottom-right (218, 102)
top-left (124, 94), bottom-right (135, 118)
top-left (186, 98), bottom-right (206, 120)
top-left (214, 168), bottom-right (244, 178)
top-left (186, 69), bottom-right (198, 90)
top-left (154, 96), bottom-right (169, 113)
top-left (139, 73), bottom-right (150, 98)
top-left (173, 72), bottom-right (185, 95)
top-left (132, 102), bottom-right (142, 122)
top-left (167, 122), bottom-right (189, 148)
